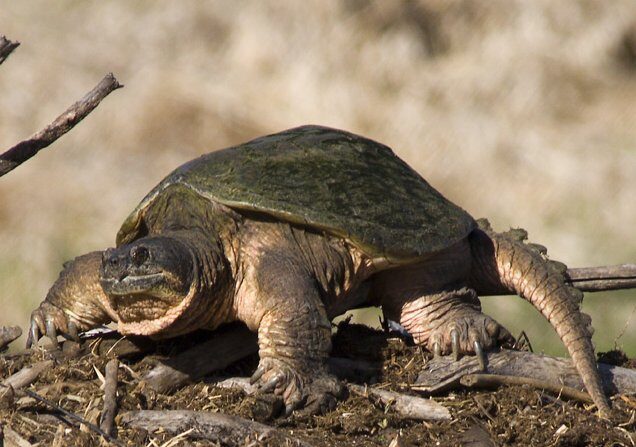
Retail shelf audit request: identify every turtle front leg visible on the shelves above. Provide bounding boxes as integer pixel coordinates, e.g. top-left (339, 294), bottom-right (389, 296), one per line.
top-left (28, 251), bottom-right (116, 347)
top-left (245, 255), bottom-right (344, 416)
top-left (384, 288), bottom-right (514, 363)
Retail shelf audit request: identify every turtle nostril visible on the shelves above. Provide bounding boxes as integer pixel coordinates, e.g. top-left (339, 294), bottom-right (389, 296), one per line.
top-left (131, 246), bottom-right (149, 267)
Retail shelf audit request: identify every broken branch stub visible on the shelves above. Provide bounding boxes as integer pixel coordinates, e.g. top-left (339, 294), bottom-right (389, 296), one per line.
top-left (0, 36), bottom-right (19, 65)
top-left (0, 73), bottom-right (123, 177)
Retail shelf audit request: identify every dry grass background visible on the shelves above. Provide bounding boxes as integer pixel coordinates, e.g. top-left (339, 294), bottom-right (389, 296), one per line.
top-left (0, 1), bottom-right (635, 355)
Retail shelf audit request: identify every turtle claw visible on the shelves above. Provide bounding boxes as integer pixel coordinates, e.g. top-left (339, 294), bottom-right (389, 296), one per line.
top-left (27, 302), bottom-right (79, 349)
top-left (67, 321), bottom-right (80, 343)
top-left (45, 319), bottom-right (59, 349)
top-left (433, 341), bottom-right (442, 358)
top-left (425, 310), bottom-right (512, 364)
top-left (251, 357), bottom-right (342, 417)
top-left (250, 366), bottom-right (266, 385)
top-left (451, 329), bottom-right (460, 361)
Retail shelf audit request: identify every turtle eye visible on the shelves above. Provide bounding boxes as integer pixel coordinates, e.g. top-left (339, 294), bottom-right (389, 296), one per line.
top-left (130, 246), bottom-right (149, 266)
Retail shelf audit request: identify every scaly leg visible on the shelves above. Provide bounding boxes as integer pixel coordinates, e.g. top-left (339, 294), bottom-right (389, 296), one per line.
top-left (384, 287), bottom-right (514, 363)
top-left (27, 251), bottom-right (116, 347)
top-left (245, 250), bottom-right (344, 415)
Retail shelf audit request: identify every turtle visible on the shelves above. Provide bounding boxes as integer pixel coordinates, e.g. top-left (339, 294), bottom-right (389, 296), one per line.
top-left (27, 125), bottom-right (611, 416)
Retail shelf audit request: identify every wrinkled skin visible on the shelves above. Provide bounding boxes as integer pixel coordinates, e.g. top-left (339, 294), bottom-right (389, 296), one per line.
top-left (28, 127), bottom-right (610, 417)
top-left (29, 213), bottom-right (610, 417)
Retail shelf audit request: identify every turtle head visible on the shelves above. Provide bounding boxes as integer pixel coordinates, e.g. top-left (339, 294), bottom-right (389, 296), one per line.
top-left (99, 236), bottom-right (198, 336)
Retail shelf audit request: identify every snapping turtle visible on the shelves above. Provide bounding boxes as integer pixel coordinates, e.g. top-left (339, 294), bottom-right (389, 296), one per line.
top-left (28, 125), bottom-right (610, 416)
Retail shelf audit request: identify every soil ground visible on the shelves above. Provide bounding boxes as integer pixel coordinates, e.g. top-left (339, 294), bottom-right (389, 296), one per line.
top-left (0, 323), bottom-right (634, 446)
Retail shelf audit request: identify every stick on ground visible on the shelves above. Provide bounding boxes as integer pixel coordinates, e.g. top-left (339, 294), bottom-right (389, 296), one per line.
top-left (100, 358), bottom-right (119, 437)
top-left (2, 360), bottom-right (53, 390)
top-left (347, 383), bottom-right (451, 421)
top-left (0, 73), bottom-right (122, 177)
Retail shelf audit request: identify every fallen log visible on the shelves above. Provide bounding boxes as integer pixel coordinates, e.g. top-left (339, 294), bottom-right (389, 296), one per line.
top-left (121, 410), bottom-right (314, 447)
top-left (143, 324), bottom-right (258, 393)
top-left (414, 349), bottom-right (636, 397)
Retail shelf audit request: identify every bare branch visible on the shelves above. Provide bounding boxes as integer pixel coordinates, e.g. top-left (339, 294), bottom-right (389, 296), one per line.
top-left (0, 36), bottom-right (19, 65)
top-left (566, 264), bottom-right (636, 292)
top-left (482, 264), bottom-right (636, 296)
top-left (0, 73), bottom-right (123, 177)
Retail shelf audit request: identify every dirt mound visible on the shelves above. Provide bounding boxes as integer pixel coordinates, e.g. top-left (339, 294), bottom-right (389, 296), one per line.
top-left (0, 323), bottom-right (634, 446)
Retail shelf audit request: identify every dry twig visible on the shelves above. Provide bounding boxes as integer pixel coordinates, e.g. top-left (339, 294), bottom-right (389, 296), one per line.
top-left (565, 264), bottom-right (636, 292)
top-left (0, 73), bottom-right (122, 177)
top-left (18, 387), bottom-right (124, 447)
top-left (100, 358), bottom-right (119, 437)
top-left (0, 36), bottom-right (19, 65)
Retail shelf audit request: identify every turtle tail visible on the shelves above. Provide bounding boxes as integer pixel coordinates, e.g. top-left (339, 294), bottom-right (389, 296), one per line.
top-left (468, 219), bottom-right (611, 417)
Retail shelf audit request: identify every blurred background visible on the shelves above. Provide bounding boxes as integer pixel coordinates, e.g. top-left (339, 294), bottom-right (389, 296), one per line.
top-left (0, 1), bottom-right (634, 355)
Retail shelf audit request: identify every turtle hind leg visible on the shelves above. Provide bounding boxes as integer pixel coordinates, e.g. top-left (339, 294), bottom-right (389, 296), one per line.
top-left (383, 287), bottom-right (514, 361)
top-left (468, 220), bottom-right (611, 417)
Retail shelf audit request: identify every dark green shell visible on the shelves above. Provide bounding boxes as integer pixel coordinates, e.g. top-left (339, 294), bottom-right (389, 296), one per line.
top-left (117, 125), bottom-right (475, 260)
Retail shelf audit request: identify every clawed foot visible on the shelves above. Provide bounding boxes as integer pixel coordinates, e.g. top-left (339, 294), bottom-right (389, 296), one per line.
top-left (428, 311), bottom-right (514, 369)
top-left (27, 302), bottom-right (80, 349)
top-left (250, 357), bottom-right (344, 416)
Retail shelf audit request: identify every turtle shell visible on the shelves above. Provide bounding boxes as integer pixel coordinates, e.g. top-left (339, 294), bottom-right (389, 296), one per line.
top-left (117, 125), bottom-right (475, 260)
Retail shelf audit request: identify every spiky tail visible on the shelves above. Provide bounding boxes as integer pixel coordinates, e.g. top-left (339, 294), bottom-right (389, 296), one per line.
top-left (468, 219), bottom-right (611, 417)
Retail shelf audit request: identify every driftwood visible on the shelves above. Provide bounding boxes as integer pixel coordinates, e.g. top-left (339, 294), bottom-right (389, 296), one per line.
top-left (211, 376), bottom-right (450, 421)
top-left (99, 358), bottom-right (119, 437)
top-left (143, 324), bottom-right (258, 393)
top-left (459, 373), bottom-right (592, 403)
top-left (0, 73), bottom-right (122, 177)
top-left (347, 383), bottom-right (451, 421)
top-left (0, 326), bottom-right (22, 351)
top-left (0, 36), bottom-right (19, 65)
top-left (414, 349), bottom-right (636, 397)
top-left (2, 360), bottom-right (53, 390)
top-left (121, 410), bottom-right (314, 447)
